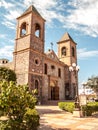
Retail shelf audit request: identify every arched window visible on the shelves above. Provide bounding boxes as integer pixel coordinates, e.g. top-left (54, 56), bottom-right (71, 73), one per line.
top-left (35, 80), bottom-right (39, 89)
top-left (58, 68), bottom-right (61, 78)
top-left (51, 65), bottom-right (55, 70)
top-left (44, 63), bottom-right (47, 74)
top-left (61, 47), bottom-right (66, 56)
top-left (35, 23), bottom-right (40, 38)
top-left (20, 22), bottom-right (27, 36)
top-left (72, 47), bottom-right (75, 57)
top-left (34, 58), bottom-right (40, 66)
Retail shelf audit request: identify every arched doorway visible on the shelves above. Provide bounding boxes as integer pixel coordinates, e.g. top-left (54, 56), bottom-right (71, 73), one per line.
top-left (35, 79), bottom-right (40, 96)
top-left (50, 80), bottom-right (59, 100)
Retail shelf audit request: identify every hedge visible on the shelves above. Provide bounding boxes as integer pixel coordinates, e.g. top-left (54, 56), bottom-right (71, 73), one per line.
top-left (82, 102), bottom-right (98, 116)
top-left (58, 102), bottom-right (98, 116)
top-left (58, 102), bottom-right (74, 113)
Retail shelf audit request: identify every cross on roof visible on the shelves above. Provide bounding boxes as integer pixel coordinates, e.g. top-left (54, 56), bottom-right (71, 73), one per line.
top-left (51, 42), bottom-right (53, 50)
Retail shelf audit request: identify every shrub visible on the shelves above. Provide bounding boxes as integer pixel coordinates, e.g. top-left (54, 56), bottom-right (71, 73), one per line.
top-left (0, 119), bottom-right (25, 130)
top-left (64, 102), bottom-right (74, 113)
top-left (0, 67), bottom-right (16, 82)
top-left (0, 81), bottom-right (39, 130)
top-left (82, 105), bottom-right (93, 116)
top-left (0, 120), bottom-right (9, 130)
top-left (58, 102), bottom-right (66, 110)
top-left (58, 102), bottom-right (98, 116)
top-left (24, 108), bottom-right (40, 130)
top-left (58, 102), bottom-right (74, 113)
top-left (82, 102), bottom-right (98, 116)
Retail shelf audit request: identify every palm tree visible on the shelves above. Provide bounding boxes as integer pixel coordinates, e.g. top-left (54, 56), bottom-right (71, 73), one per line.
top-left (87, 76), bottom-right (98, 99)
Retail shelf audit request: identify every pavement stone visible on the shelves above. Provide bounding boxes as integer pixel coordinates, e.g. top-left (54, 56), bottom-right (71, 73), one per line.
top-left (36, 105), bottom-right (98, 130)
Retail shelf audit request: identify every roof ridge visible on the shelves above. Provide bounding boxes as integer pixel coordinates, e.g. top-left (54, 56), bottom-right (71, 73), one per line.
top-left (18, 5), bottom-right (43, 19)
top-left (58, 32), bottom-right (76, 44)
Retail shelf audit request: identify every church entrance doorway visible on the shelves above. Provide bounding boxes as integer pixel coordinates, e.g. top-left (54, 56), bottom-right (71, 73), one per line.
top-left (51, 86), bottom-right (59, 100)
top-left (49, 80), bottom-right (59, 100)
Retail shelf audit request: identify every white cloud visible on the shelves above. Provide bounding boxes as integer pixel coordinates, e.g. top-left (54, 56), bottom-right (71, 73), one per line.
top-left (1, 9), bottom-right (21, 29)
top-left (8, 39), bottom-right (14, 44)
top-left (24, 0), bottom-right (57, 9)
top-left (4, 10), bottom-right (21, 21)
top-left (0, 34), bottom-right (6, 38)
top-left (23, 0), bottom-right (66, 24)
top-left (0, 0), bottom-right (23, 29)
top-left (77, 48), bottom-right (98, 59)
top-left (23, 0), bottom-right (98, 37)
top-left (65, 0), bottom-right (98, 37)
top-left (0, 45), bottom-right (13, 59)
top-left (1, 0), bottom-right (98, 37)
top-left (0, 0), bottom-right (14, 9)
top-left (1, 20), bottom-right (15, 29)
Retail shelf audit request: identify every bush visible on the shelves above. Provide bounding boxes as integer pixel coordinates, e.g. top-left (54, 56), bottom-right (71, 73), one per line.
top-left (58, 102), bottom-right (98, 116)
top-left (0, 81), bottom-right (39, 130)
top-left (0, 120), bottom-right (9, 130)
top-left (58, 102), bottom-right (66, 110)
top-left (58, 102), bottom-right (74, 113)
top-left (0, 109), bottom-right (40, 130)
top-left (82, 105), bottom-right (93, 116)
top-left (82, 102), bottom-right (98, 116)
top-left (0, 119), bottom-right (25, 130)
top-left (24, 108), bottom-right (40, 130)
top-left (0, 67), bottom-right (16, 82)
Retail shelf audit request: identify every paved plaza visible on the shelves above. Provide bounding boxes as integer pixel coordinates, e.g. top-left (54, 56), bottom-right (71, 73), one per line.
top-left (36, 105), bottom-right (98, 130)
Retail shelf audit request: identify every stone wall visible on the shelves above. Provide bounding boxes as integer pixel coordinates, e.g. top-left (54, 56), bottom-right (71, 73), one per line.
top-left (13, 50), bottom-right (29, 85)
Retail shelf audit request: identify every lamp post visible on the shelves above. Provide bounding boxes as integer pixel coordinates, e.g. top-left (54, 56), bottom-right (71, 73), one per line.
top-left (69, 63), bottom-right (80, 109)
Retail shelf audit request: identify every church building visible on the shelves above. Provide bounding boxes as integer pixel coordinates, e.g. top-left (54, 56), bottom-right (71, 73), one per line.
top-left (0, 5), bottom-right (78, 103)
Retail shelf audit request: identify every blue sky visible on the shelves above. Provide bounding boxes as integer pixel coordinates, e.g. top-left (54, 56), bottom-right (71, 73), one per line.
top-left (0, 0), bottom-right (98, 87)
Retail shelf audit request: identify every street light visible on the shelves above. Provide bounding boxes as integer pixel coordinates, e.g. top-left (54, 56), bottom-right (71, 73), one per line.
top-left (69, 63), bottom-right (80, 109)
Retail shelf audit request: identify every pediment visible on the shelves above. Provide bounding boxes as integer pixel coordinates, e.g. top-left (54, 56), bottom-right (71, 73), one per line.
top-left (45, 50), bottom-right (59, 62)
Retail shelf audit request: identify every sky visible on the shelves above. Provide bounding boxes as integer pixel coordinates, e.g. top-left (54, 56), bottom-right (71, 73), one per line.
top-left (0, 0), bottom-right (98, 87)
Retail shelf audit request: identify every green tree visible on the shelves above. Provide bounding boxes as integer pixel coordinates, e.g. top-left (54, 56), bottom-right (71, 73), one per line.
top-left (0, 81), bottom-right (39, 130)
top-left (0, 67), bottom-right (16, 82)
top-left (87, 76), bottom-right (98, 99)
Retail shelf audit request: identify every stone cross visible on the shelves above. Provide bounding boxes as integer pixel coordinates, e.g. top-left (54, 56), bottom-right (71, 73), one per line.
top-left (51, 42), bottom-right (53, 50)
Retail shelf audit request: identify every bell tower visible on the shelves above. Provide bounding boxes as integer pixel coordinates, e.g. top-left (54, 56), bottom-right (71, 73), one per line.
top-left (57, 32), bottom-right (77, 66)
top-left (13, 5), bottom-right (45, 89)
top-left (57, 33), bottom-right (77, 99)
